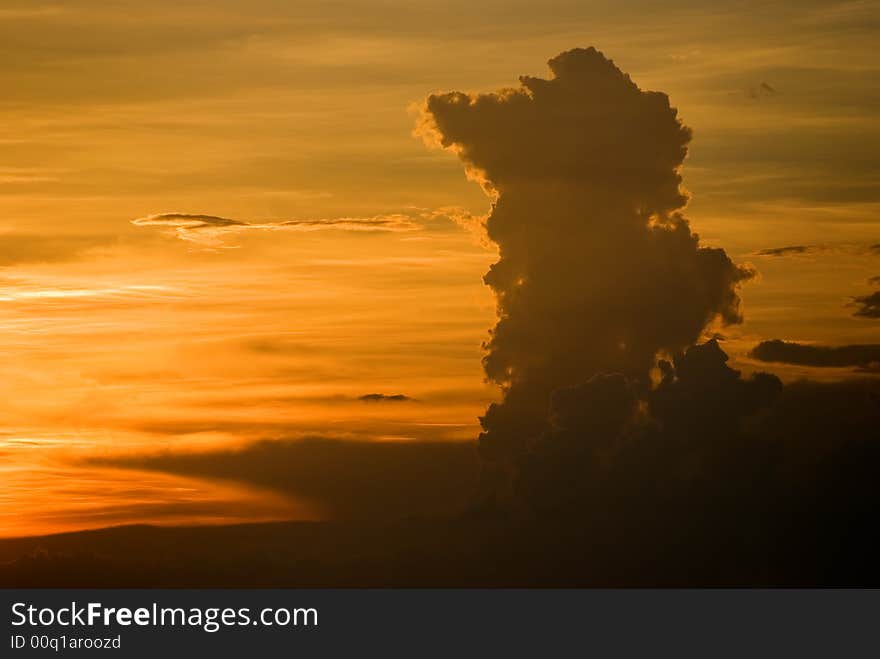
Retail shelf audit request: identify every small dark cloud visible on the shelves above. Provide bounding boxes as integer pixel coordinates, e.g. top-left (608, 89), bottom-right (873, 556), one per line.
top-left (358, 393), bottom-right (412, 402)
top-left (244, 337), bottom-right (322, 356)
top-left (755, 245), bottom-right (816, 257)
top-left (746, 82), bottom-right (779, 99)
top-left (851, 290), bottom-right (880, 318)
top-left (0, 233), bottom-right (116, 266)
top-left (869, 275), bottom-right (880, 285)
top-left (869, 244), bottom-right (880, 255)
top-left (750, 339), bottom-right (880, 369)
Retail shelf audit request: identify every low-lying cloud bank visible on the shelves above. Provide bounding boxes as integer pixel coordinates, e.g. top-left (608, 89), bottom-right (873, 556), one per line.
top-left (513, 339), bottom-right (880, 583)
top-left (94, 437), bottom-right (478, 521)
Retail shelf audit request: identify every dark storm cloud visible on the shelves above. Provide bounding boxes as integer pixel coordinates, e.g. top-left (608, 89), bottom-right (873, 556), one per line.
top-left (420, 47), bottom-right (753, 470)
top-left (0, 233), bottom-right (115, 266)
top-left (519, 341), bottom-right (782, 507)
top-left (414, 50), bottom-right (880, 581)
top-left (750, 339), bottom-right (880, 369)
top-left (516, 339), bottom-right (880, 583)
top-left (851, 290), bottom-right (880, 318)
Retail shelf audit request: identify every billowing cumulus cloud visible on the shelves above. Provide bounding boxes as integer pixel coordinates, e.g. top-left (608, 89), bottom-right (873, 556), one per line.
top-left (420, 47), bottom-right (753, 474)
top-left (751, 339), bottom-right (880, 371)
top-left (517, 340), bottom-right (784, 512)
top-left (416, 49), bottom-right (880, 572)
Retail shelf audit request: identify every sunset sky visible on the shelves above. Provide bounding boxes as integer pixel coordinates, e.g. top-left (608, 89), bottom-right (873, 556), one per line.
top-left (1, 0), bottom-right (878, 537)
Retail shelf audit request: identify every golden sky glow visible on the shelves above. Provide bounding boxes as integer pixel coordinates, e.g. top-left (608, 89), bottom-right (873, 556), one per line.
top-left (1, 1), bottom-right (878, 537)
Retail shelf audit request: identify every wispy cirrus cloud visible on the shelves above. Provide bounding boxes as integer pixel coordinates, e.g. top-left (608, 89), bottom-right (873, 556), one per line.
top-left (132, 208), bottom-right (485, 247)
top-left (132, 212), bottom-right (418, 246)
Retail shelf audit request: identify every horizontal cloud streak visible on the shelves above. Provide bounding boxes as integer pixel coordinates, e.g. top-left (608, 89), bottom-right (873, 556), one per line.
top-left (750, 339), bottom-right (880, 370)
top-left (358, 393), bottom-right (412, 402)
top-left (132, 212), bottom-right (420, 246)
top-left (93, 436), bottom-right (478, 520)
top-left (132, 208), bottom-right (484, 247)
top-left (755, 245), bottom-right (815, 257)
top-left (752, 243), bottom-right (880, 258)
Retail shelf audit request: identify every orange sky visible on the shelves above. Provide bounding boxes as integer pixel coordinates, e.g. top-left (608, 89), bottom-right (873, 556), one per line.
top-left (1, 0), bottom-right (878, 537)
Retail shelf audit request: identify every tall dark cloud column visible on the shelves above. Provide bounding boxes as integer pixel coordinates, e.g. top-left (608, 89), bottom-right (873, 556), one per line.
top-left (420, 48), bottom-right (752, 488)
